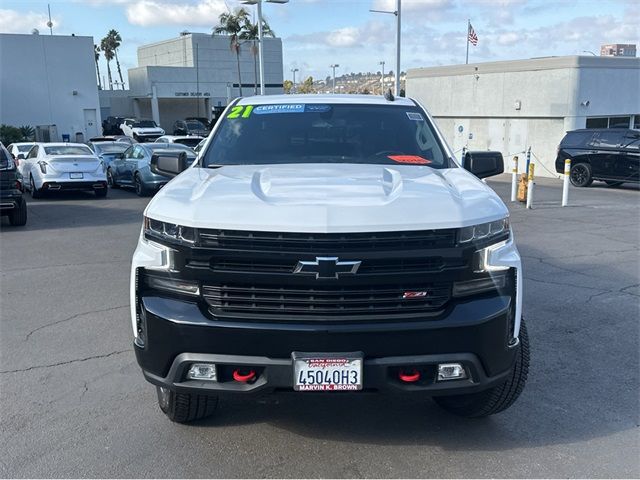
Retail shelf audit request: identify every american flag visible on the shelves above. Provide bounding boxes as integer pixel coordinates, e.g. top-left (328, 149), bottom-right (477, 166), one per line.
top-left (468, 23), bottom-right (478, 46)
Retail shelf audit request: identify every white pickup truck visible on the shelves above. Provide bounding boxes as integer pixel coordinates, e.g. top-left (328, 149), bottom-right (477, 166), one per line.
top-left (130, 94), bottom-right (528, 423)
top-left (120, 118), bottom-right (165, 143)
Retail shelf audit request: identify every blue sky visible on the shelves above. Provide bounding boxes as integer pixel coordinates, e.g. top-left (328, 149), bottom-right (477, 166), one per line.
top-left (1, 0), bottom-right (637, 84)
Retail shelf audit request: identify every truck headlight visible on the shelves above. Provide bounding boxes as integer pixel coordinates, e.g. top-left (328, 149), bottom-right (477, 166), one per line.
top-left (459, 217), bottom-right (509, 244)
top-left (144, 216), bottom-right (195, 244)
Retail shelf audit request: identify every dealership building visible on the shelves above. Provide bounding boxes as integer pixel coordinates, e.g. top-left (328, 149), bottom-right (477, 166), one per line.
top-left (407, 56), bottom-right (640, 177)
top-left (0, 33), bottom-right (102, 142)
top-left (0, 32), bottom-right (283, 142)
top-left (100, 32), bottom-right (284, 129)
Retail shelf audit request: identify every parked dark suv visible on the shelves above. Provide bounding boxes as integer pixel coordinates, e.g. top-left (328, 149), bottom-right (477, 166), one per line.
top-left (0, 142), bottom-right (27, 226)
top-left (555, 128), bottom-right (640, 187)
top-left (173, 119), bottom-right (209, 137)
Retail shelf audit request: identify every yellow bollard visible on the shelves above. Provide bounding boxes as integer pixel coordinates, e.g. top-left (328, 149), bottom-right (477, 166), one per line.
top-left (526, 163), bottom-right (535, 209)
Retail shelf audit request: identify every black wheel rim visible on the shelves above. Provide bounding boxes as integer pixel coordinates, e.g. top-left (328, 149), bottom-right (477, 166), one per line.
top-left (571, 165), bottom-right (587, 185)
top-left (135, 177), bottom-right (141, 194)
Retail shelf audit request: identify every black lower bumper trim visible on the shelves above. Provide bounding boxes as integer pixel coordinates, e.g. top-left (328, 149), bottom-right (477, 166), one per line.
top-left (140, 351), bottom-right (514, 396)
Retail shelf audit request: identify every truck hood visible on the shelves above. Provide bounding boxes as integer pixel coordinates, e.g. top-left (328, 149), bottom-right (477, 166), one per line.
top-left (145, 164), bottom-right (508, 233)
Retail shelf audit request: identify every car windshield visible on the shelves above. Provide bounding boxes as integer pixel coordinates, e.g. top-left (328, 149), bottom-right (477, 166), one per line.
top-left (94, 143), bottom-right (128, 154)
top-left (135, 120), bottom-right (157, 128)
top-left (202, 103), bottom-right (450, 168)
top-left (186, 121), bottom-right (205, 130)
top-left (18, 144), bottom-right (34, 152)
top-left (173, 138), bottom-right (202, 148)
top-left (44, 145), bottom-right (93, 155)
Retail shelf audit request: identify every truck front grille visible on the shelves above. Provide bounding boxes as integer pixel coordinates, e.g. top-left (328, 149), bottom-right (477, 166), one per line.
top-left (202, 283), bottom-right (452, 321)
top-left (198, 228), bottom-right (457, 252)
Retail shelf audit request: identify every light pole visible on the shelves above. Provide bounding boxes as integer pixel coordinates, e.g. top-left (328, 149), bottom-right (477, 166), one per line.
top-left (241, 0), bottom-right (289, 95)
top-left (379, 60), bottom-right (385, 94)
top-left (370, 0), bottom-right (401, 96)
top-left (583, 50), bottom-right (597, 56)
top-left (291, 68), bottom-right (298, 93)
top-left (330, 64), bottom-right (339, 94)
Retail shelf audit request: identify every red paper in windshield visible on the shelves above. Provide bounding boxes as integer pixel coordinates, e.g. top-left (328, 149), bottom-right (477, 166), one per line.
top-left (388, 155), bottom-right (432, 165)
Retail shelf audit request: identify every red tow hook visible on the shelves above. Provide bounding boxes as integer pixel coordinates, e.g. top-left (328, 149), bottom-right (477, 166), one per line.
top-left (398, 369), bottom-right (421, 383)
top-left (232, 369), bottom-right (256, 383)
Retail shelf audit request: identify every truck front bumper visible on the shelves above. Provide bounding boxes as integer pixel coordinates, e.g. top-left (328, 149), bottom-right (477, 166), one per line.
top-left (134, 294), bottom-right (519, 396)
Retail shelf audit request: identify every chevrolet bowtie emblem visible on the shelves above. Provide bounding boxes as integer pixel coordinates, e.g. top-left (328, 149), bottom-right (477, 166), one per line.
top-left (294, 257), bottom-right (361, 280)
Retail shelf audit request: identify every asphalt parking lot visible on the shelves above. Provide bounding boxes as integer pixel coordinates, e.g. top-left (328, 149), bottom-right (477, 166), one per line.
top-left (1, 175), bottom-right (638, 478)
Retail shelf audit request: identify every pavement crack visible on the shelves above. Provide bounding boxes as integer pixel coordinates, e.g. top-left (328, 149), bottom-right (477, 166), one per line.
top-left (0, 350), bottom-right (132, 374)
top-left (526, 276), bottom-right (608, 292)
top-left (2, 259), bottom-right (129, 274)
top-left (24, 305), bottom-right (129, 341)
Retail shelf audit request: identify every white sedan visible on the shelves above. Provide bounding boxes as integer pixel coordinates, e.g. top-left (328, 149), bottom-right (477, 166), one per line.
top-left (20, 143), bottom-right (108, 198)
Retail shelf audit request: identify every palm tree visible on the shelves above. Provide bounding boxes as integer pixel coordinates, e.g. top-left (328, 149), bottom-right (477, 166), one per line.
top-left (94, 44), bottom-right (102, 89)
top-left (213, 8), bottom-right (250, 96)
top-left (100, 36), bottom-right (113, 89)
top-left (239, 17), bottom-right (275, 94)
top-left (107, 29), bottom-right (125, 89)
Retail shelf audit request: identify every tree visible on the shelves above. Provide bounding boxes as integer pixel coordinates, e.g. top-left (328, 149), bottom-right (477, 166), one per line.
top-left (100, 36), bottom-right (114, 89)
top-left (213, 8), bottom-right (250, 96)
top-left (107, 30), bottom-right (125, 89)
top-left (283, 79), bottom-right (293, 94)
top-left (297, 76), bottom-right (315, 94)
top-left (239, 16), bottom-right (275, 94)
top-left (19, 125), bottom-right (35, 141)
top-left (0, 125), bottom-right (23, 145)
top-left (94, 44), bottom-right (102, 89)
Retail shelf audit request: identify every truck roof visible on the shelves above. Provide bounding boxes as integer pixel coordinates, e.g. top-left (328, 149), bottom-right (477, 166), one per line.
top-left (237, 94), bottom-right (416, 107)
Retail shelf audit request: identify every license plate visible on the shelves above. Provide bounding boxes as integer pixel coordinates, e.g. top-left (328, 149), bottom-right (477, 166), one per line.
top-left (70, 172), bottom-right (83, 179)
top-left (293, 352), bottom-right (363, 391)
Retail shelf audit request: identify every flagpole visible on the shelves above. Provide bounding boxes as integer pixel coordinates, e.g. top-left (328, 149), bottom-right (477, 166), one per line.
top-left (465, 19), bottom-right (470, 64)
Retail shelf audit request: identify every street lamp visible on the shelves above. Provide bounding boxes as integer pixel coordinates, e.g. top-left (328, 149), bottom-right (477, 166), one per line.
top-left (241, 0), bottom-right (289, 95)
top-left (330, 64), bottom-right (339, 94)
top-left (291, 68), bottom-right (299, 93)
top-left (370, 0), bottom-right (401, 96)
top-left (583, 50), bottom-right (597, 56)
top-left (379, 60), bottom-right (385, 95)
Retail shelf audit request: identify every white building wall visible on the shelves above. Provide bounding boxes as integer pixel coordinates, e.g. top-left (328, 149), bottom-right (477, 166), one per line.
top-left (0, 33), bottom-right (101, 142)
top-left (408, 56), bottom-right (639, 177)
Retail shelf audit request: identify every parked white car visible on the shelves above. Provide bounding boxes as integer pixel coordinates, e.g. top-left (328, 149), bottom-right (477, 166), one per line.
top-left (154, 135), bottom-right (204, 149)
top-left (6, 142), bottom-right (35, 161)
top-left (120, 119), bottom-right (165, 143)
top-left (20, 143), bottom-right (108, 198)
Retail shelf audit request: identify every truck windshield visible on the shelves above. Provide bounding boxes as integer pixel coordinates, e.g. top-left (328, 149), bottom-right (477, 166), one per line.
top-left (135, 120), bottom-right (157, 128)
top-left (202, 103), bottom-right (451, 168)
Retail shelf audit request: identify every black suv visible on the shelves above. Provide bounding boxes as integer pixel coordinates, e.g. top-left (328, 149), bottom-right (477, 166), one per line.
top-left (0, 143), bottom-right (27, 226)
top-left (173, 119), bottom-right (209, 137)
top-left (555, 128), bottom-right (640, 187)
top-left (102, 116), bottom-right (126, 136)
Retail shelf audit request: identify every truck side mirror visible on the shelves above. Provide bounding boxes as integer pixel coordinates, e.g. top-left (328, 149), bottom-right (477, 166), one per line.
top-left (150, 151), bottom-right (189, 177)
top-left (463, 151), bottom-right (504, 179)
top-left (17, 153), bottom-right (26, 160)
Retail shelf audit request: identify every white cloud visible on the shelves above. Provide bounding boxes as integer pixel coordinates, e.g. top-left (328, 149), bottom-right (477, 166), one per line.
top-left (125, 0), bottom-right (232, 27)
top-left (326, 27), bottom-right (361, 47)
top-left (0, 9), bottom-right (61, 34)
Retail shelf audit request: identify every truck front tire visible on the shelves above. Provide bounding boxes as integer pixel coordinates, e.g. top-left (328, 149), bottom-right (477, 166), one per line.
top-left (433, 319), bottom-right (529, 418)
top-left (156, 386), bottom-right (219, 423)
